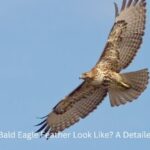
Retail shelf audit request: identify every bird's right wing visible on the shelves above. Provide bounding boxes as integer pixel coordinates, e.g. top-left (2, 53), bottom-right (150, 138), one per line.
top-left (36, 82), bottom-right (107, 139)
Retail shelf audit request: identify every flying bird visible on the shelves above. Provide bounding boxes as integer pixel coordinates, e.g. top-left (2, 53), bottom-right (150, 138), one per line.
top-left (36, 0), bottom-right (149, 139)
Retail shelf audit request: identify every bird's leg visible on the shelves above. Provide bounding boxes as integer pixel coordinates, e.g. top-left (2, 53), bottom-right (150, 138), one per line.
top-left (119, 81), bottom-right (131, 89)
top-left (110, 72), bottom-right (131, 89)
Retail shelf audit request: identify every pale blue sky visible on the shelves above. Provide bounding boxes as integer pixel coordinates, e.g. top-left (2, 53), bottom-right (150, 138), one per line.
top-left (0, 0), bottom-right (150, 149)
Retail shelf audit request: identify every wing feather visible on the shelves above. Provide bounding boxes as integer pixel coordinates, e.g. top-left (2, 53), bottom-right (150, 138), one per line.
top-left (133, 0), bottom-right (139, 6)
top-left (116, 0), bottom-right (146, 70)
top-left (114, 2), bottom-right (119, 17)
top-left (36, 82), bottom-right (107, 138)
top-left (127, 0), bottom-right (133, 7)
top-left (121, 0), bottom-right (127, 11)
top-left (97, 0), bottom-right (146, 71)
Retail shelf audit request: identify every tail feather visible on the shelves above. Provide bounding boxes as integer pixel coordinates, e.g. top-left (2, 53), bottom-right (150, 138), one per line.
top-left (109, 69), bottom-right (149, 107)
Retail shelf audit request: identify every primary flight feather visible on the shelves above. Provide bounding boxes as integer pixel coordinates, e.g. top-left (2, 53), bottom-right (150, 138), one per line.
top-left (36, 0), bottom-right (149, 139)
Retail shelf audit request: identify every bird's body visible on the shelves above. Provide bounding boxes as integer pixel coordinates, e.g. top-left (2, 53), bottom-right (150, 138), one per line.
top-left (36, 0), bottom-right (149, 139)
top-left (81, 28), bottom-right (131, 90)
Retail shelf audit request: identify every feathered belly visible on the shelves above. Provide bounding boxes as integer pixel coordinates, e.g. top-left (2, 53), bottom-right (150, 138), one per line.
top-left (91, 69), bottom-right (111, 87)
top-left (91, 67), bottom-right (122, 88)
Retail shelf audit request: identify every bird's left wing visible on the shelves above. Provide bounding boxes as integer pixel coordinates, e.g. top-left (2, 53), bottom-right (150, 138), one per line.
top-left (36, 82), bottom-right (107, 138)
top-left (97, 0), bottom-right (146, 71)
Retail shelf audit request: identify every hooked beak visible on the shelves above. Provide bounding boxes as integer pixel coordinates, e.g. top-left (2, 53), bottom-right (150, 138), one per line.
top-left (79, 74), bottom-right (85, 80)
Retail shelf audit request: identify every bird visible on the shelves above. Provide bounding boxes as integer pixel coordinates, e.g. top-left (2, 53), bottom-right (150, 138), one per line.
top-left (36, 0), bottom-right (149, 139)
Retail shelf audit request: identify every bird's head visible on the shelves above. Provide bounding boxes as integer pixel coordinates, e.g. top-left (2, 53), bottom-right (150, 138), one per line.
top-left (80, 68), bottom-right (98, 80)
top-left (79, 71), bottom-right (93, 80)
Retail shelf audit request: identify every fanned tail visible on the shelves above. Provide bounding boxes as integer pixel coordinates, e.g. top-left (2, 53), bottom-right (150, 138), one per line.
top-left (109, 68), bottom-right (149, 106)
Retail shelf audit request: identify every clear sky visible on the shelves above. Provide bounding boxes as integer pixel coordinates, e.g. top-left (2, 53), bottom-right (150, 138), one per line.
top-left (0, 0), bottom-right (150, 149)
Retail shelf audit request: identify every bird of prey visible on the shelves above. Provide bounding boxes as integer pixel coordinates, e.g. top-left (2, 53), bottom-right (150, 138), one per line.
top-left (36, 0), bottom-right (149, 139)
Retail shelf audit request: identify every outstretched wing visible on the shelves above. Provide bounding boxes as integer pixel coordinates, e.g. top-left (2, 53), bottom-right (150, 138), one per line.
top-left (97, 0), bottom-right (146, 71)
top-left (36, 82), bottom-right (107, 138)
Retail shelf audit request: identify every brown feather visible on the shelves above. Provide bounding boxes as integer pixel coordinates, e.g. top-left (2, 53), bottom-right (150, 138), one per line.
top-left (109, 69), bottom-right (149, 107)
top-left (97, 0), bottom-right (146, 71)
top-left (114, 2), bottom-right (119, 17)
top-left (36, 84), bottom-right (107, 138)
top-left (121, 0), bottom-right (127, 11)
top-left (127, 0), bottom-right (133, 7)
